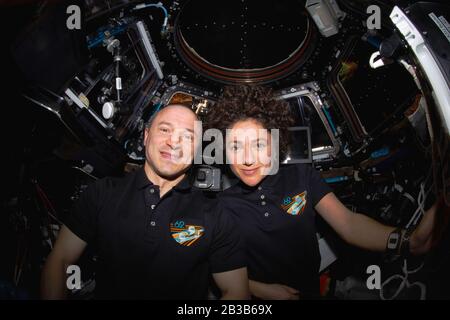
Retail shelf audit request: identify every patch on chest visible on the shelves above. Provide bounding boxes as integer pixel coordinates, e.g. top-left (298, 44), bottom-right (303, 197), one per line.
top-left (281, 191), bottom-right (307, 215)
top-left (170, 220), bottom-right (205, 246)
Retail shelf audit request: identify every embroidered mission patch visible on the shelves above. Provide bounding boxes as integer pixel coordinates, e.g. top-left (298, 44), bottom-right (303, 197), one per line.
top-left (170, 220), bottom-right (205, 246)
top-left (281, 191), bottom-right (307, 216)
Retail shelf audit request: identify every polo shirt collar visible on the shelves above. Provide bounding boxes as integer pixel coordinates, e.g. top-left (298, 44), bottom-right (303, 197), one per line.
top-left (238, 171), bottom-right (281, 194)
top-left (174, 174), bottom-right (192, 191)
top-left (135, 167), bottom-right (191, 191)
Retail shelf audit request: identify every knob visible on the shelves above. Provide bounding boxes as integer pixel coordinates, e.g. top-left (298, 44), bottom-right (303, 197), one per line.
top-left (102, 102), bottom-right (116, 120)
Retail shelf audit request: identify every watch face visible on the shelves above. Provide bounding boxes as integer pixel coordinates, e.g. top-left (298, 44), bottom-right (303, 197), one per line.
top-left (387, 232), bottom-right (400, 250)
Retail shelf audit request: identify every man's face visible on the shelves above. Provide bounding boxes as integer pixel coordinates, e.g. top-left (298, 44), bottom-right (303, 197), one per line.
top-left (144, 105), bottom-right (198, 179)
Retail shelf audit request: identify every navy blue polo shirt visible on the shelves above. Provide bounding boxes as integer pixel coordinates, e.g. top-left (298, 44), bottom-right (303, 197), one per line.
top-left (63, 167), bottom-right (246, 299)
top-left (219, 164), bottom-right (332, 298)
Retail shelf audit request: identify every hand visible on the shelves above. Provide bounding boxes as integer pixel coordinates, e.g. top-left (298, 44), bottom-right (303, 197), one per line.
top-left (250, 281), bottom-right (300, 300)
top-left (429, 197), bottom-right (450, 247)
top-left (410, 197), bottom-right (449, 254)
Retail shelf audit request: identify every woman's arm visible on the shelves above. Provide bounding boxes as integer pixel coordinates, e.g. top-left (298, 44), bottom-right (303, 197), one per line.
top-left (249, 280), bottom-right (299, 300)
top-left (409, 200), bottom-right (441, 254)
top-left (315, 192), bottom-right (440, 254)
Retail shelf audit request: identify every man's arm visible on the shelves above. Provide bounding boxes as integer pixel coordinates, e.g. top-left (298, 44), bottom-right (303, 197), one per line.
top-left (212, 267), bottom-right (250, 300)
top-left (315, 192), bottom-right (439, 253)
top-left (40, 225), bottom-right (87, 299)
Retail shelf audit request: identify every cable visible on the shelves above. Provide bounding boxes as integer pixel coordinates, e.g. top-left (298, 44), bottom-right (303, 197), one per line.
top-left (132, 2), bottom-right (169, 34)
top-left (406, 167), bottom-right (434, 230)
top-left (34, 183), bottom-right (63, 225)
top-left (380, 259), bottom-right (426, 300)
top-left (380, 169), bottom-right (434, 300)
top-left (405, 183), bottom-right (425, 229)
top-left (13, 238), bottom-right (28, 287)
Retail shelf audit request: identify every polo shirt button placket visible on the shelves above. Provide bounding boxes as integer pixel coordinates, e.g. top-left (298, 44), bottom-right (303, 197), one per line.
top-left (147, 187), bottom-right (158, 230)
top-left (257, 186), bottom-right (268, 211)
top-left (260, 194), bottom-right (266, 206)
top-left (150, 202), bottom-right (158, 228)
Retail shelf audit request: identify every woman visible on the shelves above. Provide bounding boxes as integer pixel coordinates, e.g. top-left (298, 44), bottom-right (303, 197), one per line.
top-left (206, 85), bottom-right (440, 300)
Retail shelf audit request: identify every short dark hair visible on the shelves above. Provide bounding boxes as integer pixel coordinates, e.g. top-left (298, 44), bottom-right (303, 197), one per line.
top-left (205, 85), bottom-right (295, 157)
top-left (145, 104), bottom-right (198, 129)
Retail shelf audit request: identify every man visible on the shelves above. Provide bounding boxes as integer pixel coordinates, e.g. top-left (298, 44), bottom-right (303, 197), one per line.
top-left (41, 104), bottom-right (249, 299)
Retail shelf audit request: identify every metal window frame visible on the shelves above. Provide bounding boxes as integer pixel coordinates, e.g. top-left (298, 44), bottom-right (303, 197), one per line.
top-left (276, 81), bottom-right (341, 162)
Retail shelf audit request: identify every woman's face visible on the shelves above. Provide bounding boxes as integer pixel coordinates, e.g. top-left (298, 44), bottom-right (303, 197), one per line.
top-left (227, 119), bottom-right (272, 187)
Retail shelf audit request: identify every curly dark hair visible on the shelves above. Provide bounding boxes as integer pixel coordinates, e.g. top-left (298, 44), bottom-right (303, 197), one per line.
top-left (205, 85), bottom-right (295, 158)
